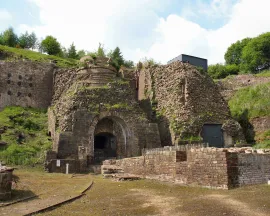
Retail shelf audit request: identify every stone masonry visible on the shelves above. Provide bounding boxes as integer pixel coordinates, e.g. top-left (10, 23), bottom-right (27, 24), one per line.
top-left (46, 57), bottom-right (161, 172)
top-left (0, 57), bottom-right (247, 173)
top-left (138, 61), bottom-right (246, 147)
top-left (102, 146), bottom-right (270, 189)
top-left (0, 61), bottom-right (55, 110)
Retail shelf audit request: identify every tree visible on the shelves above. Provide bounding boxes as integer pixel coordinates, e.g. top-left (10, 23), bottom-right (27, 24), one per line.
top-left (2, 27), bottom-right (18, 47)
top-left (77, 50), bottom-right (86, 59)
top-left (18, 31), bottom-right (37, 49)
top-left (224, 38), bottom-right (251, 65)
top-left (0, 34), bottom-right (4, 45)
top-left (28, 32), bottom-right (37, 50)
top-left (97, 43), bottom-right (106, 57)
top-left (67, 42), bottom-right (78, 59)
top-left (37, 38), bottom-right (44, 53)
top-left (123, 60), bottom-right (134, 68)
top-left (108, 47), bottom-right (124, 71)
top-left (61, 47), bottom-right (68, 58)
top-left (241, 32), bottom-right (270, 72)
top-left (41, 36), bottom-right (61, 56)
top-left (18, 31), bottom-right (29, 49)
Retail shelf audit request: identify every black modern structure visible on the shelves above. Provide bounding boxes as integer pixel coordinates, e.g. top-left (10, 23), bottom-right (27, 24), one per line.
top-left (168, 54), bottom-right (208, 71)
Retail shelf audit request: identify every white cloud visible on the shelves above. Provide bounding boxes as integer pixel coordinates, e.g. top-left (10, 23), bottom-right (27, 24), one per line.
top-left (21, 0), bottom-right (270, 65)
top-left (21, 0), bottom-right (167, 58)
top-left (140, 0), bottom-right (270, 64)
top-left (0, 9), bottom-right (12, 21)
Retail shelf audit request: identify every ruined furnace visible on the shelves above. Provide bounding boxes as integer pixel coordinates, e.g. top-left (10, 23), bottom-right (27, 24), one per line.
top-left (0, 56), bottom-right (245, 172)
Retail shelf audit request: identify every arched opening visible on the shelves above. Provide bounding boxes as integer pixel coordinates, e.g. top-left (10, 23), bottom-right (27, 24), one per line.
top-left (92, 116), bottom-right (129, 164)
top-left (94, 132), bottom-right (116, 163)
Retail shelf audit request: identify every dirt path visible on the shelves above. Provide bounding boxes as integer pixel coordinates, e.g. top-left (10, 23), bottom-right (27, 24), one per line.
top-left (129, 188), bottom-right (187, 216)
top-left (205, 194), bottom-right (268, 216)
top-left (2, 170), bottom-right (270, 216)
top-left (0, 171), bottom-right (92, 216)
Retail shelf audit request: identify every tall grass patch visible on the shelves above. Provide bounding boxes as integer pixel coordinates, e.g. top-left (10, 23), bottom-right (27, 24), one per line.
top-left (0, 106), bottom-right (52, 165)
top-left (229, 82), bottom-right (270, 119)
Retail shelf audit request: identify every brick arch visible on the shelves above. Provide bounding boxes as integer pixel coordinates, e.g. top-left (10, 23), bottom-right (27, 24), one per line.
top-left (88, 114), bottom-right (132, 162)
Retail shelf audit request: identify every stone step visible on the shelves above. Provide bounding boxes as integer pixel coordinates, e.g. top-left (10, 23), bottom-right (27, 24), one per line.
top-left (101, 165), bottom-right (124, 175)
top-left (89, 165), bottom-right (101, 174)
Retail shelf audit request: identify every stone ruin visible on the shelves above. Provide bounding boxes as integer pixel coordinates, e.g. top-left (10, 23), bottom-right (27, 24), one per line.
top-left (0, 56), bottom-right (248, 175)
top-left (0, 166), bottom-right (14, 200)
top-left (45, 57), bottom-right (161, 172)
top-left (101, 146), bottom-right (270, 189)
top-left (138, 61), bottom-right (245, 147)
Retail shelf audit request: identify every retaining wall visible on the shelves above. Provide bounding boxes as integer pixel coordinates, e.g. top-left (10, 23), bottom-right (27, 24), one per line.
top-left (103, 147), bottom-right (270, 189)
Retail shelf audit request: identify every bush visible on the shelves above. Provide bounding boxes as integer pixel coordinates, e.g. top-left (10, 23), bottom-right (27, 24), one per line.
top-left (208, 64), bottom-right (239, 79)
top-left (208, 64), bottom-right (228, 79)
top-left (225, 64), bottom-right (239, 75)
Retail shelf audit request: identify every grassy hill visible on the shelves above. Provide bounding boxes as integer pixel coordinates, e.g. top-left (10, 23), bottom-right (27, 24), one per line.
top-left (228, 82), bottom-right (270, 148)
top-left (0, 106), bottom-right (52, 165)
top-left (0, 45), bottom-right (78, 68)
top-left (229, 82), bottom-right (270, 119)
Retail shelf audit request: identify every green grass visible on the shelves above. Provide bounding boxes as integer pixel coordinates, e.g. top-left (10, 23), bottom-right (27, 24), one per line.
top-left (0, 45), bottom-right (78, 68)
top-left (229, 82), bottom-right (270, 119)
top-left (253, 130), bottom-right (270, 149)
top-left (0, 106), bottom-right (52, 165)
top-left (256, 70), bottom-right (270, 77)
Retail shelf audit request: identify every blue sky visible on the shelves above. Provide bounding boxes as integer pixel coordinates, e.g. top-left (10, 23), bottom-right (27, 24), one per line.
top-left (0, 0), bottom-right (269, 64)
top-left (1, 0), bottom-right (236, 31)
top-left (0, 0), bottom-right (40, 30)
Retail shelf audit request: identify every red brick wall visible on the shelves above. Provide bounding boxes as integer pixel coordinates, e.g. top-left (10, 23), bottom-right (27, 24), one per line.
top-left (104, 148), bottom-right (270, 189)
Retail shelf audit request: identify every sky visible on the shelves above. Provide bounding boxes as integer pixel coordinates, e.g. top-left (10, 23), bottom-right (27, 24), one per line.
top-left (0, 0), bottom-right (270, 64)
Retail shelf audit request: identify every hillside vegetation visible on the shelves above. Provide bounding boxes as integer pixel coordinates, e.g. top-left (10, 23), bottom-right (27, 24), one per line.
top-left (0, 106), bottom-right (52, 165)
top-left (208, 32), bottom-right (270, 79)
top-left (0, 45), bottom-right (78, 68)
top-left (228, 82), bottom-right (270, 148)
top-left (229, 82), bottom-right (270, 119)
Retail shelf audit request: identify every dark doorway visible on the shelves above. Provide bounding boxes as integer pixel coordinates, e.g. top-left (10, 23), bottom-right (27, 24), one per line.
top-left (202, 124), bottom-right (224, 148)
top-left (94, 132), bottom-right (116, 164)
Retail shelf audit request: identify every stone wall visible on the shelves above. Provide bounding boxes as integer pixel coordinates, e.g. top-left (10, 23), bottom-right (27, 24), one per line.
top-left (177, 148), bottom-right (229, 189)
top-left (103, 147), bottom-right (270, 189)
top-left (47, 59), bottom-right (161, 168)
top-left (45, 159), bottom-right (81, 173)
top-left (0, 61), bottom-right (55, 109)
top-left (138, 62), bottom-right (246, 146)
top-left (236, 153), bottom-right (270, 186)
top-left (0, 169), bottom-right (13, 200)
